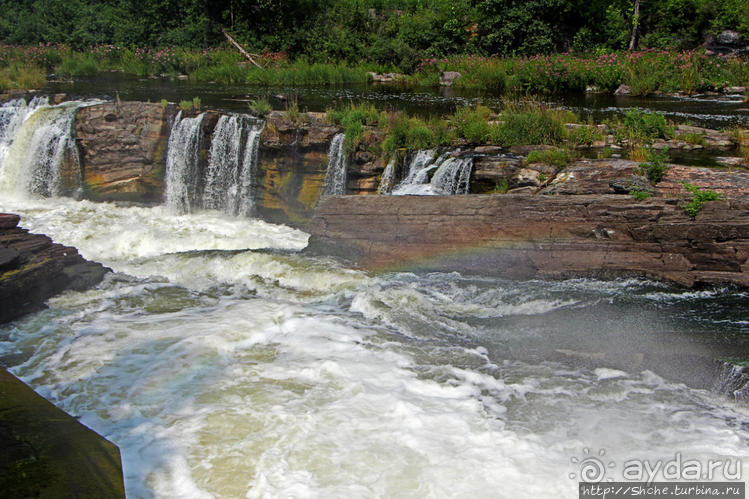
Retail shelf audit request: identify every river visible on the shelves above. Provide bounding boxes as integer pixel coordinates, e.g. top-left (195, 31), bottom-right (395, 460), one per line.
top-left (0, 88), bottom-right (748, 498)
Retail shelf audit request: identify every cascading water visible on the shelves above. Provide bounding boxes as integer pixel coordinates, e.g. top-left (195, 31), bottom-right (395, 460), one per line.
top-left (377, 160), bottom-right (396, 194)
top-left (164, 113), bottom-right (264, 217)
top-left (164, 111), bottom-right (206, 214)
top-left (392, 149), bottom-right (473, 195)
top-left (0, 98), bottom-right (85, 198)
top-left (202, 114), bottom-right (264, 216)
top-left (322, 133), bottom-right (347, 195)
top-left (0, 96), bottom-right (49, 161)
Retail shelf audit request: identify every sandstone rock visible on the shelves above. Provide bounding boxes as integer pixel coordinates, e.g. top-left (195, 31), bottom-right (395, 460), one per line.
top-left (657, 165), bottom-right (749, 199)
top-left (307, 195), bottom-right (749, 288)
top-left (716, 157), bottom-right (746, 168)
top-left (0, 216), bottom-right (109, 323)
top-left (76, 101), bottom-right (172, 202)
top-left (439, 71), bottom-right (462, 86)
top-left (609, 175), bottom-right (654, 194)
top-left (614, 84), bottom-right (632, 96)
top-left (540, 158), bottom-right (640, 195)
top-left (473, 146), bottom-right (503, 154)
top-left (0, 213), bottom-right (20, 229)
top-left (368, 72), bottom-right (405, 83)
top-left (718, 30), bottom-right (741, 45)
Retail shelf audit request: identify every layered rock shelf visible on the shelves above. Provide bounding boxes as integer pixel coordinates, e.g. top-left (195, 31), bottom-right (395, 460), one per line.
top-left (307, 195), bottom-right (749, 288)
top-left (0, 213), bottom-right (109, 323)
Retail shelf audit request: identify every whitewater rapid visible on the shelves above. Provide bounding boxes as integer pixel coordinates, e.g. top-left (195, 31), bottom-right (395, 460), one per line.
top-left (1, 193), bottom-right (748, 498)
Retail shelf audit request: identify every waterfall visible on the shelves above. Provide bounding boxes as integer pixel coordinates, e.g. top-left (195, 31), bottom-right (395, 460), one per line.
top-left (164, 113), bottom-right (264, 217)
top-left (201, 115), bottom-right (264, 216)
top-left (0, 99), bottom-right (83, 198)
top-left (322, 133), bottom-right (347, 195)
top-left (0, 96), bottom-right (49, 164)
top-left (430, 157), bottom-right (473, 195)
top-left (391, 150), bottom-right (472, 196)
top-left (377, 160), bottom-right (396, 194)
top-left (164, 111), bottom-right (206, 214)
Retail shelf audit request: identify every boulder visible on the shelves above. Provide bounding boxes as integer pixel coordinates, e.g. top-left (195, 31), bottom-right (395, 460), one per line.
top-left (439, 71), bottom-right (462, 86)
top-left (0, 215), bottom-right (109, 323)
top-left (614, 84), bottom-right (632, 96)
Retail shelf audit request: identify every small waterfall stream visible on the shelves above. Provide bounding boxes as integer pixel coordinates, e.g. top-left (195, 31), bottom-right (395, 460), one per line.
top-left (377, 160), bottom-right (396, 194)
top-left (322, 133), bottom-right (347, 195)
top-left (164, 111), bottom-right (206, 214)
top-left (391, 149), bottom-right (473, 195)
top-left (164, 113), bottom-right (264, 216)
top-left (0, 98), bottom-right (84, 198)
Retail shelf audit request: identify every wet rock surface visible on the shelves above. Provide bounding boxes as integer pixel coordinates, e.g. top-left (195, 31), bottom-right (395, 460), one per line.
top-left (0, 367), bottom-right (125, 498)
top-left (76, 101), bottom-right (172, 202)
top-left (308, 195), bottom-right (749, 288)
top-left (0, 213), bottom-right (109, 324)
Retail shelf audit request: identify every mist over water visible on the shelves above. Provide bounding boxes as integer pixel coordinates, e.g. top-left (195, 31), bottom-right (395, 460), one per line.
top-left (1, 194), bottom-right (748, 498)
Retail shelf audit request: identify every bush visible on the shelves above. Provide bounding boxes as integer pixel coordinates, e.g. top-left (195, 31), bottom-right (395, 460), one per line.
top-left (526, 147), bottom-right (579, 168)
top-left (631, 189), bottom-right (652, 201)
top-left (249, 97), bottom-right (272, 115)
top-left (622, 109), bottom-right (673, 142)
top-left (637, 147), bottom-right (670, 185)
top-left (682, 182), bottom-right (721, 217)
top-left (452, 105), bottom-right (494, 143)
top-left (493, 101), bottom-right (567, 146)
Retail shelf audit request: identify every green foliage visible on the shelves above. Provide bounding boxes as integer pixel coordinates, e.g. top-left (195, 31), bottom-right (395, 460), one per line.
top-left (0, 62), bottom-right (45, 91)
top-left (491, 178), bottom-right (510, 194)
top-left (631, 189), bottom-right (652, 201)
top-left (493, 101), bottom-right (567, 147)
top-left (567, 124), bottom-right (604, 146)
top-left (451, 105), bottom-right (495, 143)
top-left (192, 96), bottom-right (201, 110)
top-left (622, 109), bottom-right (673, 142)
top-left (682, 182), bottom-right (721, 217)
top-left (597, 146), bottom-right (614, 159)
top-left (249, 97), bottom-right (272, 115)
top-left (178, 99), bottom-right (193, 111)
top-left (676, 132), bottom-right (707, 146)
top-left (160, 99), bottom-right (168, 108)
top-left (637, 147), bottom-right (670, 185)
top-left (526, 147), bottom-right (579, 168)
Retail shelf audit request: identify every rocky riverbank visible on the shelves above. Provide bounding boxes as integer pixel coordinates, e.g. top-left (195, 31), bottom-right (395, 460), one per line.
top-left (308, 194), bottom-right (749, 288)
top-left (0, 213), bottom-right (109, 324)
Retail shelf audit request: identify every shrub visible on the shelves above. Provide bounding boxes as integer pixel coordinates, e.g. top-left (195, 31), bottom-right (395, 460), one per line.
top-left (452, 105), bottom-right (494, 143)
top-left (622, 109), bottom-right (673, 142)
top-left (178, 100), bottom-right (193, 111)
top-left (677, 132), bottom-right (707, 146)
top-left (249, 97), bottom-right (272, 115)
top-left (637, 147), bottom-right (670, 185)
top-left (682, 182), bottom-right (721, 217)
top-left (526, 147), bottom-right (579, 168)
top-left (631, 189), bottom-right (652, 201)
top-left (493, 101), bottom-right (567, 146)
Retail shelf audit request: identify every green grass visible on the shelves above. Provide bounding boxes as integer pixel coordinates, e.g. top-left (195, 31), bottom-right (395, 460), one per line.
top-left (249, 97), bottom-right (272, 115)
top-left (676, 132), bottom-right (707, 146)
top-left (0, 62), bottom-right (45, 91)
top-left (492, 101), bottom-right (568, 147)
top-left (631, 189), bottom-right (652, 201)
top-left (526, 147), bottom-right (579, 168)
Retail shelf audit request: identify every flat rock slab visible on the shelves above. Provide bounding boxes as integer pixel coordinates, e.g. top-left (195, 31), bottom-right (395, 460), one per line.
top-left (0, 213), bottom-right (20, 229)
top-left (0, 367), bottom-right (125, 498)
top-left (307, 194), bottom-right (749, 288)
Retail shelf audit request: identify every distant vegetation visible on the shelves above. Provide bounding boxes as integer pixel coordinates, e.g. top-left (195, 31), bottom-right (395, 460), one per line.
top-left (0, 1), bottom-right (747, 93)
top-left (1, 0), bottom-right (748, 61)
